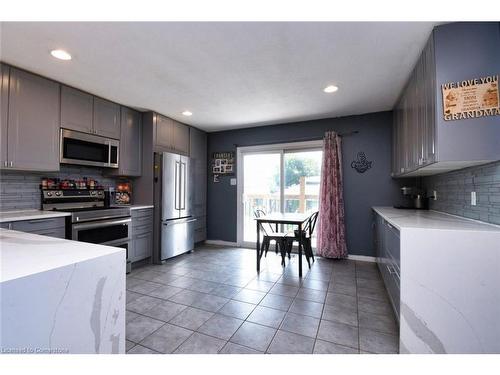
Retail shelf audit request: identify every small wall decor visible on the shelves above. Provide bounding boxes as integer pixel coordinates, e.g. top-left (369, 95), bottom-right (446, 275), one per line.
top-left (441, 74), bottom-right (499, 121)
top-left (351, 152), bottom-right (373, 173)
top-left (212, 151), bottom-right (235, 182)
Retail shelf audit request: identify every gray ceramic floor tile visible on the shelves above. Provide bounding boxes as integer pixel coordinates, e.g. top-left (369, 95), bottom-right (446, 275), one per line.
top-left (269, 284), bottom-right (300, 297)
top-left (197, 314), bottom-right (244, 340)
top-left (245, 279), bottom-right (275, 293)
top-left (127, 344), bottom-right (159, 354)
top-left (174, 332), bottom-right (226, 354)
top-left (126, 290), bottom-right (143, 304)
top-left (210, 285), bottom-right (242, 299)
top-left (322, 303), bottom-right (358, 327)
top-left (233, 289), bottom-right (266, 304)
top-left (219, 342), bottom-right (262, 354)
top-left (295, 288), bottom-right (327, 303)
top-left (191, 293), bottom-right (229, 312)
top-left (259, 293), bottom-right (294, 311)
top-left (280, 312), bottom-right (320, 338)
top-left (253, 272), bottom-right (282, 283)
top-left (151, 272), bottom-right (181, 285)
top-left (313, 339), bottom-right (359, 354)
top-left (126, 310), bottom-right (139, 324)
top-left (230, 321), bottom-right (277, 352)
top-left (267, 330), bottom-right (315, 354)
top-left (218, 300), bottom-right (256, 320)
top-left (356, 277), bottom-right (385, 291)
top-left (247, 306), bottom-right (286, 328)
top-left (126, 277), bottom-right (148, 290)
top-left (126, 315), bottom-right (164, 343)
top-left (359, 327), bottom-right (399, 353)
top-left (142, 300), bottom-right (188, 322)
top-left (357, 296), bottom-right (393, 316)
top-left (317, 319), bottom-right (359, 349)
top-left (301, 278), bottom-right (329, 291)
top-left (146, 285), bottom-right (183, 300)
top-left (126, 295), bottom-right (163, 314)
top-left (276, 275), bottom-right (303, 287)
top-left (127, 280), bottom-right (163, 294)
top-left (167, 276), bottom-right (197, 289)
top-left (186, 280), bottom-right (220, 293)
top-left (325, 292), bottom-right (357, 310)
top-left (358, 310), bottom-right (398, 334)
top-left (289, 299), bottom-right (324, 318)
top-left (169, 307), bottom-right (214, 330)
top-left (168, 289), bottom-right (206, 306)
top-left (357, 287), bottom-right (389, 302)
top-left (140, 323), bottom-right (193, 353)
top-left (328, 281), bottom-right (357, 296)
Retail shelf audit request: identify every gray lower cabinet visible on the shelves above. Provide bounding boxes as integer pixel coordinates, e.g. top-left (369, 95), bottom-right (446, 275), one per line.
top-left (373, 211), bottom-right (400, 320)
top-left (130, 208), bottom-right (153, 263)
top-left (1, 63), bottom-right (9, 168)
top-left (4, 67), bottom-right (60, 172)
top-left (61, 85), bottom-right (94, 134)
top-left (3, 217), bottom-right (66, 239)
top-left (93, 97), bottom-right (121, 139)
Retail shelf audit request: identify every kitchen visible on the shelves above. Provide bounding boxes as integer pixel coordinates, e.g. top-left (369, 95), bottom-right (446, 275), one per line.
top-left (0, 11), bottom-right (499, 371)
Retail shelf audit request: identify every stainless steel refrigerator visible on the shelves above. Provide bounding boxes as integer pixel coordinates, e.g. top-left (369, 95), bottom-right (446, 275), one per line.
top-left (155, 152), bottom-right (196, 261)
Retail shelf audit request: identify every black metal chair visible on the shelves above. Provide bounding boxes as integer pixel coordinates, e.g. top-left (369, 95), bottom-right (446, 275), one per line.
top-left (254, 209), bottom-right (289, 266)
top-left (285, 211), bottom-right (319, 268)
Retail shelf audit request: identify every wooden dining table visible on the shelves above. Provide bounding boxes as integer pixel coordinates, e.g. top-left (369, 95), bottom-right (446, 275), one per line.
top-left (255, 212), bottom-right (313, 277)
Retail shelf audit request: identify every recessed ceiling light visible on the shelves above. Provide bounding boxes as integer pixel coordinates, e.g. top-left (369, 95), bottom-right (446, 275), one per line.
top-left (50, 49), bottom-right (72, 61)
top-left (323, 85), bottom-right (339, 93)
top-left (182, 110), bottom-right (193, 117)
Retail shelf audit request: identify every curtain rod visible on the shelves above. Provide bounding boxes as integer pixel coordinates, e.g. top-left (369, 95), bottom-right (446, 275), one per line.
top-left (233, 130), bottom-right (359, 148)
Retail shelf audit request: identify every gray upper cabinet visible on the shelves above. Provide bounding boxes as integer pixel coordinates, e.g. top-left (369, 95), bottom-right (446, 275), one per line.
top-left (154, 114), bottom-right (190, 155)
top-left (61, 85), bottom-right (93, 134)
top-left (190, 127), bottom-right (207, 218)
top-left (6, 68), bottom-right (60, 172)
top-left (156, 114), bottom-right (173, 151)
top-left (93, 97), bottom-right (120, 139)
top-left (0, 63), bottom-right (9, 168)
top-left (172, 120), bottom-right (190, 155)
top-left (116, 107), bottom-right (142, 176)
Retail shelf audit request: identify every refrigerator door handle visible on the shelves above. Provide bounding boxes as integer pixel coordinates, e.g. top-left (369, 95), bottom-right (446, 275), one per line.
top-left (181, 162), bottom-right (187, 210)
top-left (174, 161), bottom-right (180, 210)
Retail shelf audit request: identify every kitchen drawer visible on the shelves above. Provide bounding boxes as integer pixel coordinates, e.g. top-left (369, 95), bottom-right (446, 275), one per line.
top-left (194, 215), bottom-right (206, 230)
top-left (131, 208), bottom-right (153, 218)
top-left (133, 223), bottom-right (153, 236)
top-left (31, 226), bottom-right (66, 239)
top-left (11, 217), bottom-right (66, 232)
top-left (194, 226), bottom-right (206, 243)
top-left (132, 216), bottom-right (153, 230)
top-left (385, 221), bottom-right (401, 272)
top-left (132, 231), bottom-right (153, 262)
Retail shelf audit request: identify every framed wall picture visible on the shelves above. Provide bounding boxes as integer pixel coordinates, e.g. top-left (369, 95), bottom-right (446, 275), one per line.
top-left (211, 151), bottom-right (235, 177)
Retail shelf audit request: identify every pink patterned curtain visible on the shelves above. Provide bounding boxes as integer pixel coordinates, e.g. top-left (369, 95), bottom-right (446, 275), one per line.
top-left (317, 131), bottom-right (348, 259)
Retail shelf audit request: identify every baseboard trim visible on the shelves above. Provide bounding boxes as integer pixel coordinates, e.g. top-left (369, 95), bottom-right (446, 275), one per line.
top-left (204, 240), bottom-right (239, 247)
top-left (348, 254), bottom-right (377, 263)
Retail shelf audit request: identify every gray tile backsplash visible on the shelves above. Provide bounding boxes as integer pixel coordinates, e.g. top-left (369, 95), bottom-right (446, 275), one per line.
top-left (0, 166), bottom-right (122, 211)
top-left (422, 161), bottom-right (500, 225)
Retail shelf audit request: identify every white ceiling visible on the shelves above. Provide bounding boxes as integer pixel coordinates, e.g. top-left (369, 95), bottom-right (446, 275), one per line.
top-left (0, 22), bottom-right (438, 132)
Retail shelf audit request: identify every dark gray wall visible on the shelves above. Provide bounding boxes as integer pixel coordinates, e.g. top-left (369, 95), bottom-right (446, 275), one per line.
top-left (207, 111), bottom-right (403, 257)
top-left (422, 161), bottom-right (500, 225)
top-left (0, 166), bottom-right (122, 211)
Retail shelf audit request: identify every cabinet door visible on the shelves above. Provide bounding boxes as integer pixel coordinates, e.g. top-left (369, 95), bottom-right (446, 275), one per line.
top-left (132, 232), bottom-right (153, 262)
top-left (172, 120), bottom-right (190, 155)
top-left (0, 63), bottom-right (9, 169)
top-left (61, 85), bottom-right (93, 133)
top-left (190, 127), bottom-right (207, 217)
top-left (156, 114), bottom-right (173, 150)
top-left (424, 35), bottom-right (436, 165)
top-left (7, 68), bottom-right (60, 171)
top-left (93, 97), bottom-right (120, 139)
top-left (118, 107), bottom-right (142, 176)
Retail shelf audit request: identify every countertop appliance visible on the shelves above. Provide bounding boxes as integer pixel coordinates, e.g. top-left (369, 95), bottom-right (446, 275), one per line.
top-left (394, 186), bottom-right (428, 210)
top-left (42, 188), bottom-right (132, 272)
top-left (154, 152), bottom-right (196, 261)
top-left (60, 129), bottom-right (119, 168)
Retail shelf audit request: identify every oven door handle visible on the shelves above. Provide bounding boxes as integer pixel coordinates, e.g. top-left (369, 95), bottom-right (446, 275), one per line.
top-left (72, 217), bottom-right (131, 231)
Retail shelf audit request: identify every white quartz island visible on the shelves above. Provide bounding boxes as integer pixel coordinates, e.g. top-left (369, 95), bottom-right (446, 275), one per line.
top-left (372, 207), bottom-right (500, 354)
top-left (0, 229), bottom-right (126, 354)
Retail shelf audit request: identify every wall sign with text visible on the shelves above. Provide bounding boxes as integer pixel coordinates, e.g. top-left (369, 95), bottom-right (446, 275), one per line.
top-left (211, 151), bottom-right (235, 182)
top-left (442, 74), bottom-right (499, 121)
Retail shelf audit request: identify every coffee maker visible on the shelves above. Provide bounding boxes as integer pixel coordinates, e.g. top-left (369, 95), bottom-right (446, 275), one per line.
top-left (395, 186), bottom-right (428, 210)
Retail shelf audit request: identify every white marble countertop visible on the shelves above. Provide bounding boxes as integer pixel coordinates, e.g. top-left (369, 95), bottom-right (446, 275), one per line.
top-left (129, 204), bottom-right (154, 210)
top-left (0, 209), bottom-right (71, 223)
top-left (0, 228), bottom-right (125, 283)
top-left (372, 206), bottom-right (500, 232)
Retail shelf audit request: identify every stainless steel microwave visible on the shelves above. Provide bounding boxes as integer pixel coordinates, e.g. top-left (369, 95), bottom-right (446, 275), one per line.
top-left (60, 129), bottom-right (119, 168)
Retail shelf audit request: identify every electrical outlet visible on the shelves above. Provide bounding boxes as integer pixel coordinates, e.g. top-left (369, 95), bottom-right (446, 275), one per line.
top-left (432, 190), bottom-right (437, 200)
top-left (471, 191), bottom-right (477, 206)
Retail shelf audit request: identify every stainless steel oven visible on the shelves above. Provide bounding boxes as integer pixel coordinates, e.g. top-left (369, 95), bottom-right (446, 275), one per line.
top-left (60, 129), bottom-right (119, 168)
top-left (71, 217), bottom-right (131, 246)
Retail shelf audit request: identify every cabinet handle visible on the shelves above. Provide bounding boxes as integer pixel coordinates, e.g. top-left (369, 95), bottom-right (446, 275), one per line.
top-left (9, 161), bottom-right (13, 167)
top-left (3, 161), bottom-right (7, 167)
top-left (135, 233), bottom-right (151, 239)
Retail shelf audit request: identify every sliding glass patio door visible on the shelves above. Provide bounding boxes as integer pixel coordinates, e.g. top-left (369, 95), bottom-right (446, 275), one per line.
top-left (237, 141), bottom-right (322, 248)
